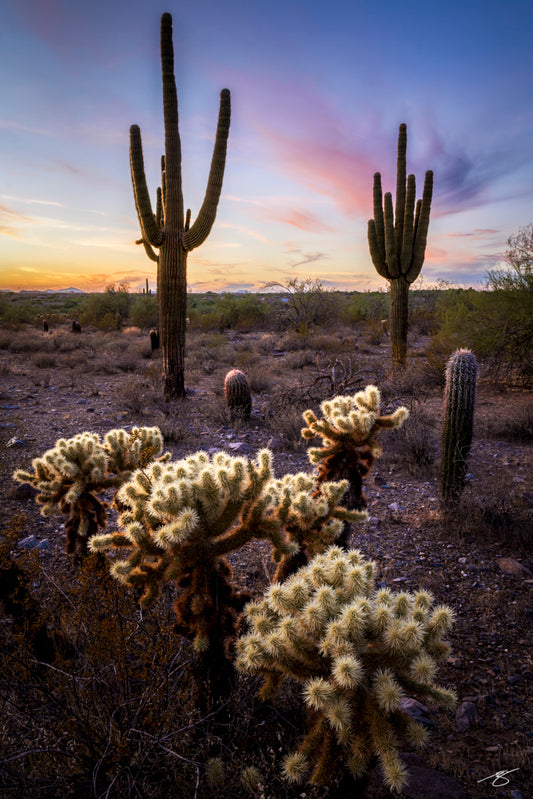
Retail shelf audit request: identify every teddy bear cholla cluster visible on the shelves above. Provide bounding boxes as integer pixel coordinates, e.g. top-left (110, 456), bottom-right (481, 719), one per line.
top-left (13, 427), bottom-right (167, 556)
top-left (235, 546), bottom-right (456, 791)
top-left (90, 450), bottom-right (357, 613)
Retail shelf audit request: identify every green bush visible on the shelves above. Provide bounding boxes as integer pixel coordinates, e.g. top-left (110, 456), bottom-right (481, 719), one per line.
top-left (79, 284), bottom-right (133, 330)
top-left (129, 294), bottom-right (158, 329)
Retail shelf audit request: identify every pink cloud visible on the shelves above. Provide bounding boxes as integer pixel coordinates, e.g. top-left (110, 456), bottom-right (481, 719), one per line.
top-left (262, 206), bottom-right (335, 233)
top-left (259, 125), bottom-right (372, 218)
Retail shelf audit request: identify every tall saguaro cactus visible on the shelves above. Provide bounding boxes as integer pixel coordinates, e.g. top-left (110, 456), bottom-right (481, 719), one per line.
top-left (130, 12), bottom-right (230, 399)
top-left (368, 124), bottom-right (433, 367)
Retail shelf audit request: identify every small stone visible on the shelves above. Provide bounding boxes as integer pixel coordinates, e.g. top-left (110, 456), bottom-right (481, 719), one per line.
top-left (18, 535), bottom-right (41, 551)
top-left (456, 701), bottom-right (482, 732)
top-left (6, 437), bottom-right (25, 448)
top-left (497, 558), bottom-right (532, 577)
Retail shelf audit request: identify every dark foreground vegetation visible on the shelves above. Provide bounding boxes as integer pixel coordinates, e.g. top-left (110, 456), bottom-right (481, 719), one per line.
top-left (0, 274), bottom-right (531, 799)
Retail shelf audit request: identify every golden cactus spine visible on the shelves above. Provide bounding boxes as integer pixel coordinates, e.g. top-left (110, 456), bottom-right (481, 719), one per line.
top-left (368, 124), bottom-right (433, 367)
top-left (224, 369), bottom-right (252, 420)
top-left (130, 13), bottom-right (230, 399)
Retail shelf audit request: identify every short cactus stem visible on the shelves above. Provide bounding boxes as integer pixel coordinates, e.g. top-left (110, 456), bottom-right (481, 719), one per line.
top-left (440, 348), bottom-right (478, 503)
top-left (224, 369), bottom-right (252, 421)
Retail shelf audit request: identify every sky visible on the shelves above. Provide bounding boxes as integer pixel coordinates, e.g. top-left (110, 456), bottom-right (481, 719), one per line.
top-left (0, 0), bottom-right (532, 294)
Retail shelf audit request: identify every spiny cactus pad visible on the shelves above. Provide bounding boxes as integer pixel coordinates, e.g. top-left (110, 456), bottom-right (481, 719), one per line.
top-left (236, 546), bottom-right (456, 791)
top-left (13, 427), bottom-right (167, 557)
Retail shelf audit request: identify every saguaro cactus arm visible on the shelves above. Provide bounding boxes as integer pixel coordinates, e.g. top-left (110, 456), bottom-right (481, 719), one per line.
top-left (181, 88), bottom-right (231, 252)
top-left (130, 125), bottom-right (164, 248)
top-left (406, 169), bottom-right (433, 283)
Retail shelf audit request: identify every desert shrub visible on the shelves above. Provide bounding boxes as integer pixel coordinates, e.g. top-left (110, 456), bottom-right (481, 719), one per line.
top-left (79, 284), bottom-right (132, 330)
top-left (214, 293), bottom-right (267, 331)
top-left (264, 279), bottom-right (340, 332)
top-left (385, 402), bottom-right (438, 475)
top-left (478, 402), bottom-right (533, 443)
top-left (285, 349), bottom-right (316, 370)
top-left (341, 291), bottom-right (389, 325)
top-left (436, 280), bottom-right (532, 385)
top-left (31, 352), bottom-right (58, 369)
top-left (129, 293), bottom-right (158, 328)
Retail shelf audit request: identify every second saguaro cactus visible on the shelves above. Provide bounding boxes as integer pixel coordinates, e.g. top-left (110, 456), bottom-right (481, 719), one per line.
top-left (130, 13), bottom-right (230, 399)
top-left (368, 124), bottom-right (433, 367)
top-left (440, 348), bottom-right (478, 502)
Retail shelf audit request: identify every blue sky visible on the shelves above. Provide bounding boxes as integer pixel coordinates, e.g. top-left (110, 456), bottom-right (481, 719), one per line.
top-left (1, 0), bottom-right (532, 292)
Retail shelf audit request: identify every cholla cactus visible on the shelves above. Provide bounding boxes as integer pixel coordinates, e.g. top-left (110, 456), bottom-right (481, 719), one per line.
top-left (224, 368), bottom-right (252, 421)
top-left (301, 386), bottom-right (408, 546)
top-left (269, 472), bottom-right (367, 583)
top-left (90, 449), bottom-right (355, 703)
top-left (13, 427), bottom-right (167, 558)
top-left (440, 348), bottom-right (477, 503)
top-left (236, 546), bottom-right (456, 792)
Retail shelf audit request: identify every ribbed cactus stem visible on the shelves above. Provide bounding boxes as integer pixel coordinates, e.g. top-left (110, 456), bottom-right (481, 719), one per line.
top-left (129, 13), bottom-right (230, 399)
top-left (440, 348), bottom-right (477, 502)
top-left (224, 369), bottom-right (252, 421)
top-left (367, 124), bottom-right (433, 367)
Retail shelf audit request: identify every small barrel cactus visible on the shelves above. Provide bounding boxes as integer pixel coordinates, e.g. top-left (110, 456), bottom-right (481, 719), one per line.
top-left (224, 368), bottom-right (252, 421)
top-left (440, 348), bottom-right (477, 502)
top-left (236, 546), bottom-right (456, 792)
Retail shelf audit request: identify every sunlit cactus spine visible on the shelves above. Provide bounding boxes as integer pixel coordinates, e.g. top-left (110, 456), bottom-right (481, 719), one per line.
top-left (440, 348), bottom-right (478, 502)
top-left (301, 386), bottom-right (408, 548)
top-left (224, 368), bottom-right (252, 421)
top-left (268, 471), bottom-right (364, 582)
top-left (236, 546), bottom-right (456, 792)
top-left (130, 12), bottom-right (230, 399)
top-left (90, 449), bottom-right (354, 705)
top-left (368, 124), bottom-right (433, 367)
top-left (13, 427), bottom-right (168, 559)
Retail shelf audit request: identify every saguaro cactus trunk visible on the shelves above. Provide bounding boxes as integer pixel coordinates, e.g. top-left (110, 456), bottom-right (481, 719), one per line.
top-left (130, 13), bottom-right (230, 399)
top-left (368, 124), bottom-right (433, 367)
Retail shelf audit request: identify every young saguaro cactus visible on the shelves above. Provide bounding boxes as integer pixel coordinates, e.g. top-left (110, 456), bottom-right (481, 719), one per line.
top-left (368, 124), bottom-right (433, 367)
top-left (301, 386), bottom-right (408, 548)
top-left (131, 13), bottom-right (230, 399)
top-left (224, 368), bottom-right (252, 421)
top-left (13, 427), bottom-right (168, 559)
top-left (236, 546), bottom-right (456, 792)
top-left (90, 450), bottom-right (355, 704)
top-left (440, 348), bottom-right (478, 502)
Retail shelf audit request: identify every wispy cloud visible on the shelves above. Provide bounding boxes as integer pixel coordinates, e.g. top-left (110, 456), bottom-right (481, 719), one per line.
top-left (1, 194), bottom-right (65, 208)
top-left (288, 251), bottom-right (327, 268)
top-left (262, 207), bottom-right (335, 233)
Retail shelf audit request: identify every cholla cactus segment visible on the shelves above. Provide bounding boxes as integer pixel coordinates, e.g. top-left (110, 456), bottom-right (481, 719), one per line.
top-left (236, 546), bottom-right (456, 792)
top-left (301, 387), bottom-right (408, 527)
top-left (90, 450), bottom-right (357, 603)
top-left (303, 386), bottom-right (408, 457)
top-left (13, 427), bottom-right (168, 557)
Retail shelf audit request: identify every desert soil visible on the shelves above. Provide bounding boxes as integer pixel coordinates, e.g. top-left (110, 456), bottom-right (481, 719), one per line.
top-left (0, 323), bottom-right (531, 798)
